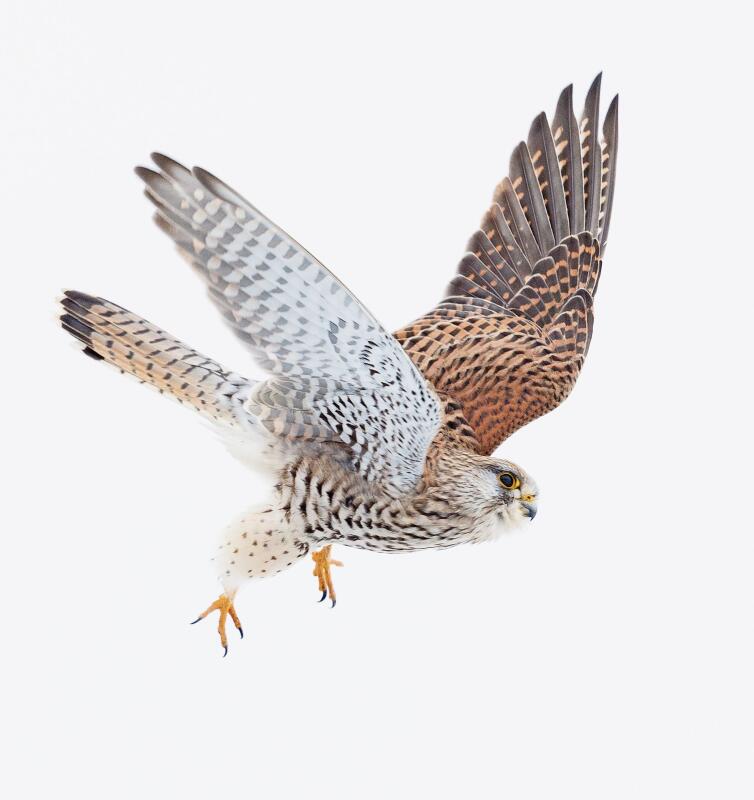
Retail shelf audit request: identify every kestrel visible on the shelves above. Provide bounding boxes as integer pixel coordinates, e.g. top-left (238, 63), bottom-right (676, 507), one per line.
top-left (60, 75), bottom-right (618, 654)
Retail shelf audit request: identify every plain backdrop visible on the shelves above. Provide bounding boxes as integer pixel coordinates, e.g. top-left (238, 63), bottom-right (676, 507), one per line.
top-left (2, 2), bottom-right (752, 798)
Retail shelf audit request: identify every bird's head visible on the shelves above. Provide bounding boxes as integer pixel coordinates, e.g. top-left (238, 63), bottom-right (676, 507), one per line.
top-left (435, 449), bottom-right (538, 534)
top-left (478, 457), bottom-right (538, 529)
top-left (487, 458), bottom-right (538, 526)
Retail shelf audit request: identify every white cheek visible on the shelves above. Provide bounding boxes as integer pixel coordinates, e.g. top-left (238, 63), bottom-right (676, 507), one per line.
top-left (475, 501), bottom-right (529, 542)
top-left (500, 501), bottom-right (530, 531)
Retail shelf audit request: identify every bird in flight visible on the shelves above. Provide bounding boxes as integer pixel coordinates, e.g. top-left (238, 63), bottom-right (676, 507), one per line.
top-left (60, 75), bottom-right (618, 655)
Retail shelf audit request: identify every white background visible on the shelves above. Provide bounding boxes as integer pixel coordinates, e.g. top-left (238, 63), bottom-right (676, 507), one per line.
top-left (2, 2), bottom-right (752, 798)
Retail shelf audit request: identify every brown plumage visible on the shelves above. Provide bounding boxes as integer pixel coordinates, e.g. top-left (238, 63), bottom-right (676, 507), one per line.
top-left (395, 74), bottom-right (617, 455)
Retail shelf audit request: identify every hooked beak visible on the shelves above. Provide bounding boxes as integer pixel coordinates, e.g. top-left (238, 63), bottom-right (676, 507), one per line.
top-left (521, 499), bottom-right (538, 521)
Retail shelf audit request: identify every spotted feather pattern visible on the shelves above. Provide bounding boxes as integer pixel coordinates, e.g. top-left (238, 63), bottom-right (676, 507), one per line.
top-left (136, 156), bottom-right (441, 493)
top-left (62, 159), bottom-right (441, 494)
top-left (395, 76), bottom-right (617, 455)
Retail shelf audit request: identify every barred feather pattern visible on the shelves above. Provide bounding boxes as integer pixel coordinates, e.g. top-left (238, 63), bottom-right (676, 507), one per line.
top-left (60, 290), bottom-right (255, 428)
top-left (273, 434), bottom-right (534, 553)
top-left (395, 75), bottom-right (616, 455)
top-left (129, 156), bottom-right (442, 494)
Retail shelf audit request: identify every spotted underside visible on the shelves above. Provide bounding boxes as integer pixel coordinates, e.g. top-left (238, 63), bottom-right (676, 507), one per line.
top-left (395, 75), bottom-right (617, 454)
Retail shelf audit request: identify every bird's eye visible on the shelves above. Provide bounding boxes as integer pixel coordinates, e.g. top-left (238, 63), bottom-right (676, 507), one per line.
top-left (499, 471), bottom-right (520, 490)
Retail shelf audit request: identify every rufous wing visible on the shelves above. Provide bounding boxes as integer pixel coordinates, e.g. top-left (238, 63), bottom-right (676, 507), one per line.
top-left (395, 76), bottom-right (618, 455)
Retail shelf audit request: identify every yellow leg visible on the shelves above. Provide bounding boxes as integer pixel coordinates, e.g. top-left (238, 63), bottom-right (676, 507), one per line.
top-left (311, 545), bottom-right (343, 607)
top-left (191, 591), bottom-right (242, 656)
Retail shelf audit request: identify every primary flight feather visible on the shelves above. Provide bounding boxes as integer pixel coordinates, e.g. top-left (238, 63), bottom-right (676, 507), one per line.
top-left (60, 75), bottom-right (618, 654)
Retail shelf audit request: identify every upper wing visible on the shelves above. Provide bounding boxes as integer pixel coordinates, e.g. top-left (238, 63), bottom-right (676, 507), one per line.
top-left (394, 75), bottom-right (618, 455)
top-left (136, 157), bottom-right (441, 494)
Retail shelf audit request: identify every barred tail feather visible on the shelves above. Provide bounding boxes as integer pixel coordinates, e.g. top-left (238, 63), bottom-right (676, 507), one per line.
top-left (59, 290), bottom-right (255, 431)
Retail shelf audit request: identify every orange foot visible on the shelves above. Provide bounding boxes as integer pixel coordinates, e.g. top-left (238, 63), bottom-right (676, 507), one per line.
top-left (312, 545), bottom-right (343, 607)
top-left (191, 592), bottom-right (243, 656)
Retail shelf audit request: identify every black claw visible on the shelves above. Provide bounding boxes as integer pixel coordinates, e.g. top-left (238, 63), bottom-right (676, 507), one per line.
top-left (238, 627), bottom-right (244, 639)
top-left (331, 598), bottom-right (337, 608)
top-left (222, 645), bottom-right (228, 658)
top-left (318, 590), bottom-right (327, 603)
top-left (190, 617), bottom-right (202, 625)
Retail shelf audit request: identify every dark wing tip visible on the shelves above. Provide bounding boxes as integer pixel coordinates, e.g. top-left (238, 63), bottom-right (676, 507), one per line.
top-left (510, 140), bottom-right (530, 174)
top-left (192, 165), bottom-right (226, 194)
top-left (151, 152), bottom-right (192, 179)
top-left (82, 345), bottom-right (105, 361)
top-left (63, 289), bottom-right (98, 307)
top-left (134, 164), bottom-right (160, 182)
top-left (528, 110), bottom-right (549, 140)
top-left (604, 94), bottom-right (619, 130)
top-left (191, 165), bottom-right (216, 182)
top-left (584, 73), bottom-right (603, 113)
top-left (150, 151), bottom-right (175, 165)
top-left (598, 93), bottom-right (619, 249)
top-left (555, 83), bottom-right (574, 115)
top-left (60, 311), bottom-right (93, 342)
top-left (192, 165), bottom-right (256, 212)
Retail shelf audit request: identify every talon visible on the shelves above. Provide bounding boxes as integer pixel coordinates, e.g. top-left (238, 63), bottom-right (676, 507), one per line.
top-left (191, 592), bottom-right (242, 653)
top-left (311, 545), bottom-right (343, 608)
top-left (190, 617), bottom-right (202, 625)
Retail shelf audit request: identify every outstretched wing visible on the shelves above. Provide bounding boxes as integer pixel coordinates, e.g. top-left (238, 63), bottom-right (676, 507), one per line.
top-left (394, 75), bottom-right (618, 455)
top-left (133, 157), bottom-right (441, 494)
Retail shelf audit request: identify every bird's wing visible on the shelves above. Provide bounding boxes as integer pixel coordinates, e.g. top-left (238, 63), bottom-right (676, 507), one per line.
top-left (135, 157), bottom-right (441, 494)
top-left (394, 75), bottom-right (618, 455)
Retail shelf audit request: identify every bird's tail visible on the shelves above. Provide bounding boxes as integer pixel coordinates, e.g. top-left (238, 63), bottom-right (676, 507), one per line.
top-left (59, 290), bottom-right (254, 430)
